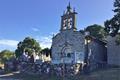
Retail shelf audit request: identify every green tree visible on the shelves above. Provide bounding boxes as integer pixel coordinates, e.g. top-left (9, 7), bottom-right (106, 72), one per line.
top-left (15, 37), bottom-right (41, 58)
top-left (85, 24), bottom-right (107, 40)
top-left (114, 0), bottom-right (120, 14)
top-left (104, 0), bottom-right (120, 37)
top-left (41, 48), bottom-right (51, 57)
top-left (0, 50), bottom-right (15, 64)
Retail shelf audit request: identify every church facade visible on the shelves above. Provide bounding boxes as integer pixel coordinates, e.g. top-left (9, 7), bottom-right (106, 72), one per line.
top-left (51, 3), bottom-right (85, 64)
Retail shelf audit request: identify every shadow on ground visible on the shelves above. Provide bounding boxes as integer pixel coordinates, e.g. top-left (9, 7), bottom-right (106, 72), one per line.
top-left (0, 67), bottom-right (120, 80)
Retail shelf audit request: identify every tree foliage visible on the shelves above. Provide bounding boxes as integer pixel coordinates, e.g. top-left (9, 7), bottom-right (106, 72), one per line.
top-left (15, 37), bottom-right (41, 58)
top-left (104, 0), bottom-right (120, 37)
top-left (41, 48), bottom-right (51, 57)
top-left (85, 24), bottom-right (107, 40)
top-left (114, 0), bottom-right (120, 13)
top-left (0, 50), bottom-right (15, 63)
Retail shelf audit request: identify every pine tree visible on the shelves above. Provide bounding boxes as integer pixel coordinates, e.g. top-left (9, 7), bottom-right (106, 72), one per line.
top-left (114, 0), bottom-right (120, 13)
top-left (104, 0), bottom-right (120, 37)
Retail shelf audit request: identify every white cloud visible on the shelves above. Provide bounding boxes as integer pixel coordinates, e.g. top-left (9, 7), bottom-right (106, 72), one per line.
top-left (35, 32), bottom-right (58, 49)
top-left (31, 27), bottom-right (39, 32)
top-left (0, 39), bottom-right (18, 47)
top-left (36, 35), bottom-right (52, 49)
top-left (0, 39), bottom-right (19, 51)
top-left (0, 31), bottom-right (57, 51)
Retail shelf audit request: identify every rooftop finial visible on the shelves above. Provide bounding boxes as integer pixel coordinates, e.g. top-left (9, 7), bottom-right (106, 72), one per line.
top-left (68, 2), bottom-right (71, 7)
top-left (67, 2), bottom-right (71, 12)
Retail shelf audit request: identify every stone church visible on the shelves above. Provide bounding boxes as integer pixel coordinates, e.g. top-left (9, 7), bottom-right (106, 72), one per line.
top-left (51, 3), bottom-right (85, 64)
top-left (51, 3), bottom-right (107, 69)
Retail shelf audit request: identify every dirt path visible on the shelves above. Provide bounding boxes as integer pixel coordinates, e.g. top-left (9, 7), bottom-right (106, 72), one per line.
top-left (0, 71), bottom-right (21, 80)
top-left (0, 78), bottom-right (20, 80)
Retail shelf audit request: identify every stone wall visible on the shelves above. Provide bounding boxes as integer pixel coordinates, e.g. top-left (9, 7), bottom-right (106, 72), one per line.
top-left (107, 35), bottom-right (120, 66)
top-left (88, 39), bottom-right (107, 70)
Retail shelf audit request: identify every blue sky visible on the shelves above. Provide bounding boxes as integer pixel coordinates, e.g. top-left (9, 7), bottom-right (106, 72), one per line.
top-left (0, 0), bottom-right (114, 51)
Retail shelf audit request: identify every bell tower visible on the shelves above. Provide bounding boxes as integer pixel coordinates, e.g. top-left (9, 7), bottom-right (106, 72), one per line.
top-left (60, 2), bottom-right (77, 31)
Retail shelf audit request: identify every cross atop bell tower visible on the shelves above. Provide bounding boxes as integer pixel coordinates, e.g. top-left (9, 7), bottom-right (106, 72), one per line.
top-left (60, 2), bottom-right (77, 31)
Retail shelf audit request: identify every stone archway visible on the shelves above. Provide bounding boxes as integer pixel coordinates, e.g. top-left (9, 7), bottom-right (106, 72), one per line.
top-left (61, 45), bottom-right (72, 57)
